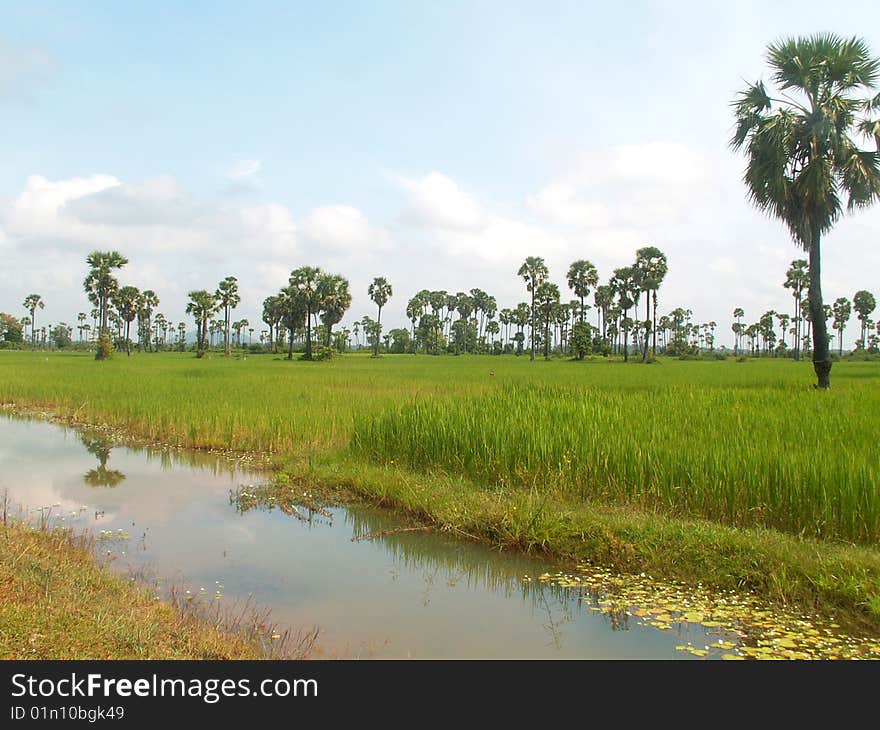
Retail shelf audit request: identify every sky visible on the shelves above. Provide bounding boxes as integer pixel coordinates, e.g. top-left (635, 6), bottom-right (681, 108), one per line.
top-left (2, 0), bottom-right (879, 348)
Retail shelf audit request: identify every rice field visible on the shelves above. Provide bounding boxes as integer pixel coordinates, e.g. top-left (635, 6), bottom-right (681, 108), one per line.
top-left (2, 351), bottom-right (878, 543)
top-left (353, 381), bottom-right (880, 542)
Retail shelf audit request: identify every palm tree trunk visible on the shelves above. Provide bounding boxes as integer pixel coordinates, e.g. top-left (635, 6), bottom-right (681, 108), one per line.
top-left (529, 286), bottom-right (536, 362)
top-left (304, 307), bottom-right (313, 359)
top-left (651, 291), bottom-right (658, 356)
top-left (809, 229), bottom-right (831, 389)
top-left (375, 305), bottom-right (382, 357)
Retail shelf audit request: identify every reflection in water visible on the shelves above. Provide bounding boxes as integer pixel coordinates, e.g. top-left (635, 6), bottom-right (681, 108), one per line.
top-left (80, 433), bottom-right (126, 488)
top-left (1, 414), bottom-right (725, 658)
top-left (284, 500), bottom-right (591, 646)
top-left (233, 487), bottom-right (593, 648)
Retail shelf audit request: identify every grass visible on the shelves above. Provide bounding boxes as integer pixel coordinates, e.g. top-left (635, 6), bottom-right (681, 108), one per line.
top-left (2, 349), bottom-right (880, 632)
top-left (353, 382), bottom-right (880, 542)
top-left (0, 516), bottom-right (316, 659)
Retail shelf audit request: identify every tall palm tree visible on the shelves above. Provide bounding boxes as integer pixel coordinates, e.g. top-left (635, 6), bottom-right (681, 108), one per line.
top-left (113, 286), bottom-right (140, 356)
top-left (262, 295), bottom-right (283, 353)
top-left (215, 276), bottom-right (240, 357)
top-left (318, 273), bottom-right (352, 347)
top-left (83, 251), bottom-right (128, 360)
top-left (517, 256), bottom-right (549, 361)
top-left (288, 267), bottom-right (323, 360)
top-left (513, 302), bottom-right (530, 355)
top-left (535, 281), bottom-right (560, 359)
top-left (610, 267), bottom-right (637, 362)
top-left (367, 277), bottom-right (393, 357)
top-left (782, 260), bottom-right (808, 360)
top-left (732, 34), bottom-right (880, 388)
top-left (185, 290), bottom-right (216, 358)
top-left (832, 297), bottom-right (852, 355)
top-left (137, 290), bottom-right (159, 352)
top-left (566, 260), bottom-right (599, 326)
top-left (634, 246), bottom-right (668, 359)
top-left (22, 294), bottom-right (44, 350)
top-left (77, 312), bottom-right (86, 343)
top-left (732, 307), bottom-right (745, 354)
top-left (853, 290), bottom-right (876, 349)
top-left (594, 285), bottom-right (614, 348)
top-left (278, 285), bottom-right (307, 360)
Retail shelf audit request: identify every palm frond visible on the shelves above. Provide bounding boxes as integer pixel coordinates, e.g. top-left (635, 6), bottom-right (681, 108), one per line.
top-left (837, 143), bottom-right (880, 210)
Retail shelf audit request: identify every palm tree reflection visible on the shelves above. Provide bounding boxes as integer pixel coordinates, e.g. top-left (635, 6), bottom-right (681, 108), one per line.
top-left (80, 433), bottom-right (126, 488)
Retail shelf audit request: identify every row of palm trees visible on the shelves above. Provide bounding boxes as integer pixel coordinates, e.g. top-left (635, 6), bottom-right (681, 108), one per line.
top-left (732, 259), bottom-right (877, 357)
top-left (20, 246), bottom-right (878, 362)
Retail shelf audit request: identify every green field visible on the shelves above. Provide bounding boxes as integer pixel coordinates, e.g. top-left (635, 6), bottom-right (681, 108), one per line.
top-left (2, 350), bottom-right (880, 629)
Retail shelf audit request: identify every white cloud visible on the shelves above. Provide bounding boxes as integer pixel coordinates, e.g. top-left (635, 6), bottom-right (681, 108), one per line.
top-left (300, 205), bottom-right (389, 252)
top-left (526, 183), bottom-right (609, 228)
top-left (5, 174), bottom-right (121, 245)
top-left (234, 203), bottom-right (297, 257)
top-left (431, 214), bottom-right (567, 265)
top-left (528, 142), bottom-right (712, 230)
top-left (398, 172), bottom-right (486, 231)
top-left (61, 176), bottom-right (198, 227)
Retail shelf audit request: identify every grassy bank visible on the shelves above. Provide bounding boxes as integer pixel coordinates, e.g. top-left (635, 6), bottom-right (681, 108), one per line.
top-left (2, 350), bottom-right (879, 632)
top-left (0, 519), bottom-right (312, 659)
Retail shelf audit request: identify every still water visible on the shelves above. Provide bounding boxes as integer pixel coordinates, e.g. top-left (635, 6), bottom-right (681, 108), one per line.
top-left (0, 416), bottom-right (721, 658)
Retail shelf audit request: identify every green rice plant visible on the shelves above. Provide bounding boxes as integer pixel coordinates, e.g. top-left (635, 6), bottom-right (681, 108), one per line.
top-left (353, 381), bottom-right (880, 543)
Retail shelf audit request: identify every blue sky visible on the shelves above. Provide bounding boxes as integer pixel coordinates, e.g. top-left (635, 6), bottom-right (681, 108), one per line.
top-left (2, 1), bottom-right (879, 347)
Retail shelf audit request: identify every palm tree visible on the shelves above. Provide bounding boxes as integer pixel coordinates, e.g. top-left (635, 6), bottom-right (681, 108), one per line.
top-left (278, 285), bottom-right (307, 360)
top-left (853, 290), bottom-right (876, 349)
top-left (594, 285), bottom-right (614, 349)
top-left (83, 251), bottom-right (128, 360)
top-left (262, 295), bottom-right (283, 353)
top-left (782, 260), bottom-right (809, 360)
top-left (831, 297), bottom-right (852, 355)
top-left (185, 290), bottom-right (216, 358)
top-left (517, 256), bottom-right (549, 361)
top-left (22, 294), bottom-right (44, 350)
top-left (318, 273), bottom-right (352, 347)
top-left (513, 302), bottom-right (530, 355)
top-left (776, 312), bottom-right (791, 350)
top-left (215, 276), bottom-right (240, 357)
top-left (288, 267), bottom-right (323, 359)
top-left (732, 34), bottom-right (880, 388)
top-left (634, 246), bottom-right (668, 359)
top-left (566, 260), bottom-right (599, 327)
top-left (732, 307), bottom-right (744, 354)
top-left (113, 286), bottom-right (140, 355)
top-left (367, 277), bottom-right (393, 357)
top-left (77, 312), bottom-right (86, 343)
top-left (137, 290), bottom-right (159, 352)
top-left (535, 281), bottom-right (560, 359)
top-left (610, 267), bottom-right (638, 361)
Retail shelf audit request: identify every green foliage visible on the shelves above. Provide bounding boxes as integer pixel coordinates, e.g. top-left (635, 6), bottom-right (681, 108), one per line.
top-left (0, 313), bottom-right (23, 343)
top-left (569, 322), bottom-right (594, 360)
top-left (95, 333), bottom-right (114, 360)
top-left (311, 345), bottom-right (335, 361)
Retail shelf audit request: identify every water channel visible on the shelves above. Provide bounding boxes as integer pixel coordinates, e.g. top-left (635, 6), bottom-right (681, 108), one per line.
top-left (1, 415), bottom-right (730, 658)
